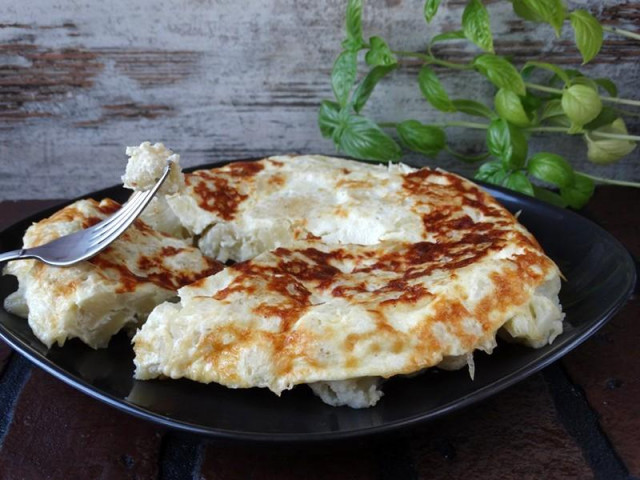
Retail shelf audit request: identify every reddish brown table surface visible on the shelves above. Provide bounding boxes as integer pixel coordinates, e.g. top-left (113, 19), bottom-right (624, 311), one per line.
top-left (0, 188), bottom-right (638, 480)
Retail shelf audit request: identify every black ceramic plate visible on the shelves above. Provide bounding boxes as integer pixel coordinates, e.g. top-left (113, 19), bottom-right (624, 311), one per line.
top-left (0, 162), bottom-right (636, 442)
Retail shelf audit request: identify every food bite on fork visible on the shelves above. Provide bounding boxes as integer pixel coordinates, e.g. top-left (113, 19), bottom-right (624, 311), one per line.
top-left (122, 142), bottom-right (189, 238)
top-left (122, 142), bottom-right (185, 195)
top-left (1, 143), bottom-right (221, 348)
top-left (0, 149), bottom-right (175, 268)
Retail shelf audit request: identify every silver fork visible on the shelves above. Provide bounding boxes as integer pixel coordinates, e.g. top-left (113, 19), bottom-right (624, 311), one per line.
top-left (0, 160), bottom-right (173, 267)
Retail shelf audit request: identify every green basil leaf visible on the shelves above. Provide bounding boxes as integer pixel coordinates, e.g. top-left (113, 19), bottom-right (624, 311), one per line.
top-left (548, 69), bottom-right (583, 90)
top-left (543, 74), bottom-right (567, 92)
top-left (341, 39), bottom-right (363, 52)
top-left (486, 118), bottom-right (512, 160)
top-left (570, 76), bottom-right (599, 92)
top-left (473, 54), bottom-right (526, 96)
top-left (540, 99), bottom-right (566, 121)
top-left (560, 173), bottom-right (594, 209)
top-left (430, 30), bottom-right (466, 46)
top-left (540, 99), bottom-right (570, 126)
top-left (548, 116), bottom-right (571, 128)
top-left (494, 89), bottom-right (531, 127)
top-left (512, 0), bottom-right (567, 36)
top-left (343, 0), bottom-right (365, 51)
top-left (445, 146), bottom-right (490, 163)
top-left (451, 99), bottom-right (495, 118)
top-left (585, 118), bottom-right (636, 165)
top-left (335, 115), bottom-right (402, 161)
top-left (351, 64), bottom-right (397, 113)
top-left (561, 84), bottom-right (602, 128)
top-left (424, 0), bottom-right (443, 23)
top-left (486, 118), bottom-right (528, 169)
top-left (418, 66), bottom-right (456, 112)
top-left (475, 160), bottom-right (509, 184)
top-left (462, 0), bottom-right (494, 53)
top-left (520, 92), bottom-right (542, 116)
top-left (502, 171), bottom-right (534, 196)
top-left (539, 0), bottom-right (568, 35)
top-left (512, 0), bottom-right (544, 23)
top-left (533, 186), bottom-right (568, 207)
top-left (583, 106), bottom-right (617, 131)
top-left (570, 9), bottom-right (603, 64)
top-left (396, 120), bottom-right (446, 157)
top-left (522, 61), bottom-right (570, 84)
top-left (520, 64), bottom-right (536, 80)
top-left (365, 36), bottom-right (397, 67)
top-left (506, 125), bottom-right (528, 169)
top-left (331, 50), bottom-right (358, 107)
top-left (318, 100), bottom-right (341, 138)
top-left (595, 77), bottom-right (618, 97)
top-left (527, 152), bottom-right (574, 187)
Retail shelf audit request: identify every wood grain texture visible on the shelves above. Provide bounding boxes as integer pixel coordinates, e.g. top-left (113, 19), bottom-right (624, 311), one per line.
top-left (563, 186), bottom-right (640, 476)
top-left (411, 374), bottom-right (595, 480)
top-left (0, 368), bottom-right (163, 480)
top-left (0, 0), bottom-right (638, 200)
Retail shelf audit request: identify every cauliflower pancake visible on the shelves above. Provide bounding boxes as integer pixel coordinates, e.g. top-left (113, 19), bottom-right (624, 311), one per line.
top-left (133, 156), bottom-right (564, 406)
top-left (167, 155), bottom-right (424, 262)
top-left (3, 198), bottom-right (222, 348)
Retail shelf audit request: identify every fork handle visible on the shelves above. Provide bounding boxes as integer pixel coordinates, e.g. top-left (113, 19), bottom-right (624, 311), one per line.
top-left (0, 249), bottom-right (27, 264)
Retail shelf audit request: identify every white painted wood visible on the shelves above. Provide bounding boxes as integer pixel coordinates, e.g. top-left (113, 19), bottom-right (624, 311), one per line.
top-left (0, 0), bottom-right (637, 200)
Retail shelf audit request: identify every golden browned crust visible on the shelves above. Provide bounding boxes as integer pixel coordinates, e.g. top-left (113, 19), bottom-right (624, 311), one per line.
top-left (78, 199), bottom-right (222, 292)
top-left (5, 197), bottom-right (224, 348)
top-left (185, 161), bottom-right (265, 220)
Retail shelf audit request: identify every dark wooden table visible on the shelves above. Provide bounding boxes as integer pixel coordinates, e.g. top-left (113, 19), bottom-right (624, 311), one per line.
top-left (0, 188), bottom-right (638, 480)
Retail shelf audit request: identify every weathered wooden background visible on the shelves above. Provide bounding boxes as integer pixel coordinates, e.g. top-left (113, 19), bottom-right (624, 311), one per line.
top-left (0, 0), bottom-right (638, 200)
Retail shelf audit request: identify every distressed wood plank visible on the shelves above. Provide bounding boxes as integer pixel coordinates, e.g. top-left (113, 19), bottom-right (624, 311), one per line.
top-left (0, 369), bottom-right (163, 480)
top-left (411, 375), bottom-right (595, 479)
top-left (563, 186), bottom-right (640, 476)
top-left (0, 0), bottom-right (638, 200)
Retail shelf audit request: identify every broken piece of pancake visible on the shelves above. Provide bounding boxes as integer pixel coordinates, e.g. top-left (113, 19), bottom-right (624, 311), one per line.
top-left (3, 198), bottom-right (221, 348)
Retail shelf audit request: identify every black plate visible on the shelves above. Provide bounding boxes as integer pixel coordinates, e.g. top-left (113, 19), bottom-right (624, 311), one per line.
top-left (0, 162), bottom-right (636, 442)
